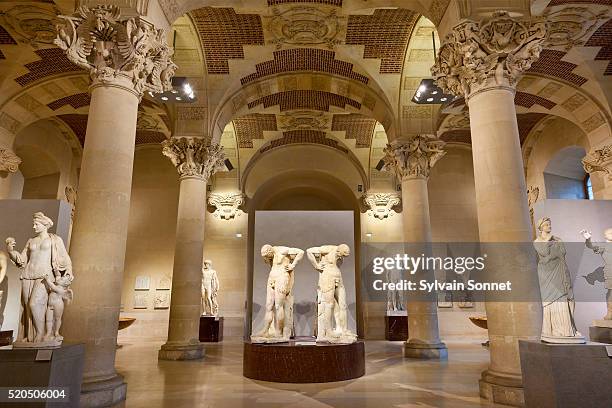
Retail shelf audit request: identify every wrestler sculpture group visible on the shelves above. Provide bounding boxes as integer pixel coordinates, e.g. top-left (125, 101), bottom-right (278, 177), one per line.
top-left (251, 243), bottom-right (357, 344)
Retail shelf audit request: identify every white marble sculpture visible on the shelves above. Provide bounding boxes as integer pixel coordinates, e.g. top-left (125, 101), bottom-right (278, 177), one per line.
top-left (201, 259), bottom-right (219, 316)
top-left (386, 268), bottom-right (406, 314)
top-left (534, 218), bottom-right (585, 343)
top-left (581, 227), bottom-right (612, 327)
top-left (5, 212), bottom-right (74, 348)
top-left (306, 244), bottom-right (357, 344)
top-left (251, 245), bottom-right (304, 343)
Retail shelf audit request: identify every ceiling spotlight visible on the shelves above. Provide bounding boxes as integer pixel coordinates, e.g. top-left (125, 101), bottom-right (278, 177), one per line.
top-left (161, 96), bottom-right (168, 101)
top-left (411, 79), bottom-right (455, 105)
top-left (235, 233), bottom-right (243, 238)
top-left (175, 96), bottom-right (182, 101)
top-left (366, 233), bottom-right (373, 238)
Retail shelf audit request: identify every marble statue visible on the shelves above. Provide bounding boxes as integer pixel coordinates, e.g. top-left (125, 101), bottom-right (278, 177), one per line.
top-left (5, 212), bottom-right (73, 348)
top-left (581, 227), bottom-right (612, 327)
top-left (201, 259), bottom-right (219, 316)
top-left (306, 244), bottom-right (357, 344)
top-left (386, 268), bottom-right (405, 313)
top-left (534, 218), bottom-right (585, 343)
top-left (251, 245), bottom-right (304, 343)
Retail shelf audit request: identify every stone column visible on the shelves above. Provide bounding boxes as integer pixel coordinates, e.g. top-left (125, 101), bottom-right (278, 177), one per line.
top-left (55, 5), bottom-right (176, 407)
top-left (159, 137), bottom-right (225, 360)
top-left (582, 144), bottom-right (612, 199)
top-left (433, 11), bottom-right (547, 406)
top-left (383, 135), bottom-right (448, 359)
top-left (0, 131), bottom-right (21, 198)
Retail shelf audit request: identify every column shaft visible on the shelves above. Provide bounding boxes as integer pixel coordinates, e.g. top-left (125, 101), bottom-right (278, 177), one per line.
top-left (401, 177), bottom-right (446, 359)
top-left (159, 176), bottom-right (206, 360)
top-left (468, 87), bottom-right (542, 405)
top-left (62, 84), bottom-right (138, 406)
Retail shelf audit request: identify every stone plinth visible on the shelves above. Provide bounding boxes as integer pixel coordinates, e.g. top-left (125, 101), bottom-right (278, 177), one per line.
top-left (519, 340), bottom-right (612, 408)
top-left (0, 344), bottom-right (85, 408)
top-left (199, 316), bottom-right (223, 342)
top-left (589, 326), bottom-right (612, 344)
top-left (243, 338), bottom-right (365, 383)
top-left (385, 315), bottom-right (408, 341)
top-left (0, 330), bottom-right (13, 347)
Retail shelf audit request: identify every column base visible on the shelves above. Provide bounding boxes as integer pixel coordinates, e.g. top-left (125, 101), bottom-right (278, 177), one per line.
top-left (80, 374), bottom-right (127, 408)
top-left (158, 341), bottom-right (205, 361)
top-left (478, 369), bottom-right (524, 407)
top-left (403, 341), bottom-right (448, 359)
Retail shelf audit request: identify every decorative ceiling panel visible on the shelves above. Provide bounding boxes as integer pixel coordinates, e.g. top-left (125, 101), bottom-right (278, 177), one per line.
top-left (15, 48), bottom-right (83, 87)
top-left (527, 49), bottom-right (588, 86)
top-left (331, 114), bottom-right (376, 148)
top-left (233, 113), bottom-right (278, 148)
top-left (260, 129), bottom-right (348, 153)
top-left (585, 19), bottom-right (612, 75)
top-left (247, 90), bottom-right (361, 111)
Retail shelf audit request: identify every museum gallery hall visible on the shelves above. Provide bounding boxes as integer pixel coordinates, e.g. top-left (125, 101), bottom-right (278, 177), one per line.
top-left (0, 0), bottom-right (611, 407)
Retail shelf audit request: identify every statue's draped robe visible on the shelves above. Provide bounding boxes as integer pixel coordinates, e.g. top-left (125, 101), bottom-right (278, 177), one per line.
top-left (534, 237), bottom-right (579, 338)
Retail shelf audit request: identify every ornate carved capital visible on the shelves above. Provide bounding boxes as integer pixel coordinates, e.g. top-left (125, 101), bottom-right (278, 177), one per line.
top-left (0, 148), bottom-right (22, 173)
top-left (431, 11), bottom-right (547, 98)
top-left (54, 5), bottom-right (177, 97)
top-left (208, 192), bottom-right (245, 220)
top-left (362, 192), bottom-right (401, 220)
top-left (162, 137), bottom-right (225, 181)
top-left (383, 135), bottom-right (446, 181)
top-left (582, 144), bottom-right (612, 180)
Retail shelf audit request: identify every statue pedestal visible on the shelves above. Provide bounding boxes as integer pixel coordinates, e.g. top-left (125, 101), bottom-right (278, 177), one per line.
top-left (385, 314), bottom-right (408, 341)
top-left (0, 343), bottom-right (85, 408)
top-left (199, 316), bottom-right (223, 342)
top-left (243, 337), bottom-right (365, 383)
top-left (589, 326), bottom-right (612, 344)
top-left (0, 330), bottom-right (13, 347)
top-left (519, 340), bottom-right (612, 408)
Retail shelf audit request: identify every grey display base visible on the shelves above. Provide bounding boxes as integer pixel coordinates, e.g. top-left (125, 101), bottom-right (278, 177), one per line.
top-left (589, 326), bottom-right (612, 344)
top-left (519, 340), bottom-right (612, 408)
top-left (403, 341), bottom-right (448, 359)
top-left (0, 343), bottom-right (85, 408)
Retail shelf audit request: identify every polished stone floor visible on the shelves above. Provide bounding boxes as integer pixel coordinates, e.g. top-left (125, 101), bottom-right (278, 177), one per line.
top-left (116, 339), bottom-right (503, 408)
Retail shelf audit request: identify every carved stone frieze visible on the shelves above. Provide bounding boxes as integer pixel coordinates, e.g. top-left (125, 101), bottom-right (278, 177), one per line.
top-left (65, 185), bottom-right (77, 219)
top-left (432, 11), bottom-right (547, 98)
top-left (266, 6), bottom-right (345, 50)
top-left (582, 144), bottom-right (612, 180)
top-left (208, 192), bottom-right (245, 220)
top-left (54, 5), bottom-right (177, 97)
top-left (543, 6), bottom-right (608, 51)
top-left (383, 135), bottom-right (446, 181)
top-left (0, 148), bottom-right (22, 173)
top-left (277, 110), bottom-right (330, 131)
top-left (362, 192), bottom-right (401, 220)
top-left (162, 137), bottom-right (225, 181)
top-left (0, 5), bottom-right (60, 47)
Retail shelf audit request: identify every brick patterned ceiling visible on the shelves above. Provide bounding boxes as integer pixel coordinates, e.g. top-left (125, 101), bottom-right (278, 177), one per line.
top-left (135, 130), bottom-right (167, 145)
top-left (547, 0), bottom-right (612, 5)
top-left (15, 48), bottom-right (83, 87)
top-left (248, 90), bottom-right (361, 112)
top-left (0, 25), bottom-right (17, 45)
top-left (515, 91), bottom-right (557, 110)
top-left (527, 50), bottom-right (588, 86)
top-left (191, 8), bottom-right (265, 75)
top-left (585, 19), bottom-right (612, 75)
top-left (260, 129), bottom-right (348, 153)
top-left (268, 0), bottom-right (343, 5)
top-left (331, 114), bottom-right (376, 148)
top-left (439, 129), bottom-right (471, 144)
top-left (518, 113), bottom-right (548, 143)
top-left (241, 49), bottom-right (369, 85)
top-left (233, 114), bottom-right (277, 148)
top-left (346, 9), bottom-right (419, 74)
top-left (47, 93), bottom-right (91, 110)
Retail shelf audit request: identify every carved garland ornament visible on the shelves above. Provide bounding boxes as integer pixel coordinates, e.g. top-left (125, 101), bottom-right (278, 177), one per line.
top-left (208, 192), bottom-right (245, 220)
top-left (162, 137), bottom-right (225, 181)
top-left (0, 148), bottom-right (22, 173)
top-left (431, 11), bottom-right (547, 98)
top-left (383, 135), bottom-right (446, 180)
top-left (54, 5), bottom-right (177, 97)
top-left (582, 144), bottom-right (612, 180)
top-left (363, 193), bottom-right (401, 220)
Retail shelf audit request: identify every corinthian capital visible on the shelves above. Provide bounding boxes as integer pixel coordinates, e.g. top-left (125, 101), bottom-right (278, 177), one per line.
top-left (54, 5), bottom-right (177, 97)
top-left (383, 135), bottom-right (446, 181)
top-left (0, 148), bottom-right (22, 173)
top-left (431, 11), bottom-right (547, 98)
top-left (162, 137), bottom-right (226, 181)
top-left (582, 144), bottom-right (612, 180)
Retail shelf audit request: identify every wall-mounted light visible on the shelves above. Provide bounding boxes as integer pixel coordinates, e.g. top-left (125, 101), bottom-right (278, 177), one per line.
top-left (365, 233), bottom-right (373, 238)
top-left (376, 159), bottom-right (385, 171)
top-left (150, 77), bottom-right (197, 104)
top-left (235, 233), bottom-right (243, 238)
top-left (412, 79), bottom-right (455, 105)
top-left (224, 159), bottom-right (234, 172)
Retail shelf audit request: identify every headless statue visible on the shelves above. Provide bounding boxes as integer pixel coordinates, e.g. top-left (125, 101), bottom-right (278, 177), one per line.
top-left (0, 251), bottom-right (7, 329)
top-left (306, 244), bottom-right (357, 344)
top-left (251, 245), bottom-right (304, 343)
